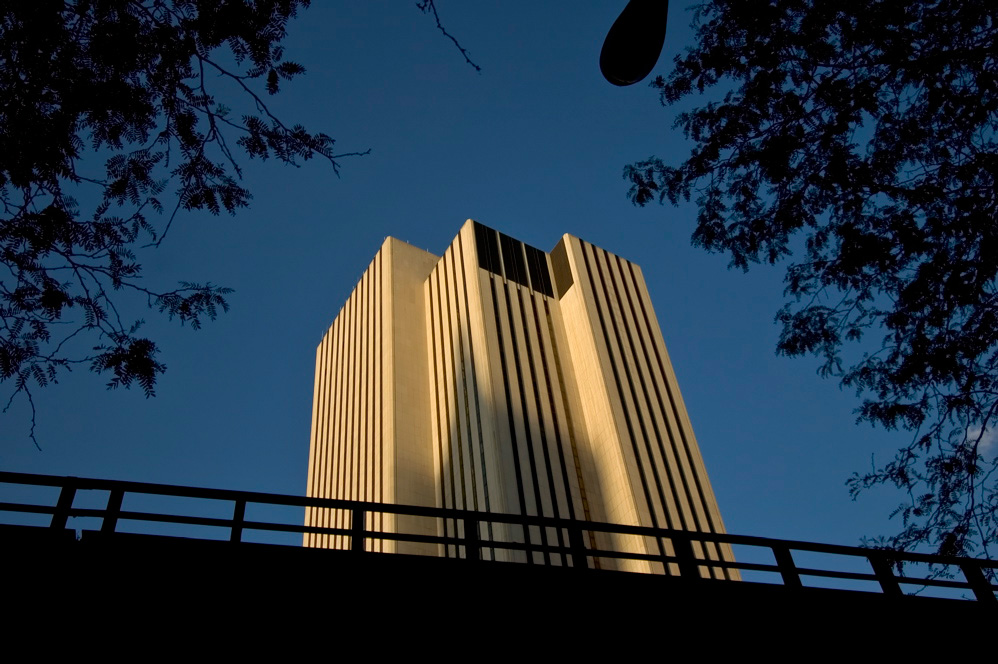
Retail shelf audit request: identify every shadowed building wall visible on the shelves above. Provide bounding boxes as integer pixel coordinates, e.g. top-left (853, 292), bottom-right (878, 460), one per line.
top-left (305, 220), bottom-right (736, 576)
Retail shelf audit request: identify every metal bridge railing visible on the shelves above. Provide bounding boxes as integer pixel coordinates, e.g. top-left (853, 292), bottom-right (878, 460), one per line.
top-left (1, 470), bottom-right (995, 603)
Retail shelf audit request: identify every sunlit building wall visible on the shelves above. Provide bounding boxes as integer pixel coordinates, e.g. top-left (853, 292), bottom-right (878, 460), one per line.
top-left (305, 220), bottom-right (735, 575)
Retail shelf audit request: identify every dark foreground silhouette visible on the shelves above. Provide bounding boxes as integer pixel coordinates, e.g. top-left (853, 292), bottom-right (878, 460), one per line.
top-left (3, 470), bottom-right (994, 644)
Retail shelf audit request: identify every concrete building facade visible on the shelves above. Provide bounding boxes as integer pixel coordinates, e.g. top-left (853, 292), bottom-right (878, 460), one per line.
top-left (304, 220), bottom-right (735, 575)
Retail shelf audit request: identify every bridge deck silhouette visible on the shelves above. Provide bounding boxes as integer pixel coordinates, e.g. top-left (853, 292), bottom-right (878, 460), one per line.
top-left (3, 470), bottom-right (994, 634)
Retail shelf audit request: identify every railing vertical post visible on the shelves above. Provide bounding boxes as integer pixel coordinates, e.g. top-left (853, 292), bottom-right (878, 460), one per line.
top-left (101, 489), bottom-right (124, 534)
top-left (50, 479), bottom-right (77, 530)
top-left (351, 508), bottom-right (366, 553)
top-left (867, 552), bottom-right (903, 597)
top-left (465, 518), bottom-right (481, 561)
top-left (230, 499), bottom-right (247, 543)
top-left (673, 532), bottom-right (700, 580)
top-left (960, 562), bottom-right (998, 604)
top-left (522, 521), bottom-right (535, 565)
top-left (772, 544), bottom-right (803, 589)
top-left (569, 526), bottom-right (588, 570)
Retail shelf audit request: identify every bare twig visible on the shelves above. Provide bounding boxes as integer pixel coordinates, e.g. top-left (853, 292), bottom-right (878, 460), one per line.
top-left (416, 1), bottom-right (481, 72)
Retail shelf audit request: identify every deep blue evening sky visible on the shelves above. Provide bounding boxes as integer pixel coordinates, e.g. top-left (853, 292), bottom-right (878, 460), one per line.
top-left (3, 2), bottom-right (909, 551)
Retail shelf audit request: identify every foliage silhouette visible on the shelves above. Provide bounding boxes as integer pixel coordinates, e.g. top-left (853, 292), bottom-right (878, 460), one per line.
top-left (1, 2), bottom-right (476, 445)
top-left (625, 0), bottom-right (997, 560)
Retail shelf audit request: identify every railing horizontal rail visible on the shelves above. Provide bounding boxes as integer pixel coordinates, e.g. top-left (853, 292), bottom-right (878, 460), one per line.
top-left (1, 470), bottom-right (995, 603)
top-left (727, 561), bottom-right (784, 575)
top-left (792, 567), bottom-right (881, 584)
top-left (0, 501), bottom-right (61, 517)
top-left (894, 575), bottom-right (985, 591)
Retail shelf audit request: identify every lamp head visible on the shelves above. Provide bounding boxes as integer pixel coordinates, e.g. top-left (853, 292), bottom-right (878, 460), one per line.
top-left (600, 0), bottom-right (670, 86)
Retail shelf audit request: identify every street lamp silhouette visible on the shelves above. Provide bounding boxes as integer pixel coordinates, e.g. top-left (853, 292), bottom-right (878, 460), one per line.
top-left (600, 0), bottom-right (669, 86)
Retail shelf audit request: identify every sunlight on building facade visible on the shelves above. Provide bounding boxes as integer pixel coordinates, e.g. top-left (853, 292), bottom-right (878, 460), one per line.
top-left (304, 220), bottom-right (736, 577)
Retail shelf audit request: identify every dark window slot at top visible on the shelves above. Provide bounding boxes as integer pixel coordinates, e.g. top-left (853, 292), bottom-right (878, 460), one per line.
top-left (525, 244), bottom-right (553, 297)
top-left (500, 233), bottom-right (529, 289)
top-left (475, 222), bottom-right (502, 276)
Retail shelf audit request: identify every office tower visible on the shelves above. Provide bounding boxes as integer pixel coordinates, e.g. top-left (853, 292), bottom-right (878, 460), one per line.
top-left (305, 220), bottom-right (735, 576)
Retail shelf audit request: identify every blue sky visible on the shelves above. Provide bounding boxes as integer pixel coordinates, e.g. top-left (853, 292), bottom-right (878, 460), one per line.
top-left (2, 2), bottom-right (910, 552)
